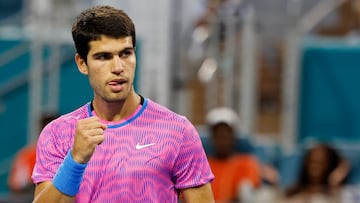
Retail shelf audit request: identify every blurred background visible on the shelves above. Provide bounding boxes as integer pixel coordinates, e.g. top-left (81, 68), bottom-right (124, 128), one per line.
top-left (1, 0), bottom-right (360, 202)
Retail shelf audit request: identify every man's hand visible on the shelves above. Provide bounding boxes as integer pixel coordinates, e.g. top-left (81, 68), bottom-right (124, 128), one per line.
top-left (72, 117), bottom-right (107, 164)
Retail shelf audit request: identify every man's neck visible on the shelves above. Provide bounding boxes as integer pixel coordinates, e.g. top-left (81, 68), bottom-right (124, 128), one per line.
top-left (92, 93), bottom-right (141, 121)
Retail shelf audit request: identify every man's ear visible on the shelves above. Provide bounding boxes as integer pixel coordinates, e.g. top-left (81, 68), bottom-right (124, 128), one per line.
top-left (75, 53), bottom-right (88, 75)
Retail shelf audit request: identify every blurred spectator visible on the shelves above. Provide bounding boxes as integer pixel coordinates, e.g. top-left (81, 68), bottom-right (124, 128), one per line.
top-left (7, 113), bottom-right (58, 200)
top-left (281, 143), bottom-right (350, 203)
top-left (194, 0), bottom-right (244, 27)
top-left (188, 0), bottom-right (246, 61)
top-left (205, 107), bottom-right (262, 203)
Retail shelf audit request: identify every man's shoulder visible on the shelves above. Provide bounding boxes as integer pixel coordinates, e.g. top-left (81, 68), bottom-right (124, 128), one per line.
top-left (145, 99), bottom-right (186, 120)
top-left (234, 153), bottom-right (258, 161)
top-left (50, 103), bottom-right (90, 126)
top-left (233, 153), bottom-right (261, 167)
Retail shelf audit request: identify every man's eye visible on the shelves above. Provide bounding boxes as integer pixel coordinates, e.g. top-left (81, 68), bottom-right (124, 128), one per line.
top-left (96, 54), bottom-right (112, 60)
top-left (120, 50), bottom-right (133, 57)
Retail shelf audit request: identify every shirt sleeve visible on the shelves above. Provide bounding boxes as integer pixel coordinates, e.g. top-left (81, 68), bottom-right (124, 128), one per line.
top-left (173, 118), bottom-right (214, 189)
top-left (31, 121), bottom-right (72, 184)
top-left (235, 155), bottom-right (262, 188)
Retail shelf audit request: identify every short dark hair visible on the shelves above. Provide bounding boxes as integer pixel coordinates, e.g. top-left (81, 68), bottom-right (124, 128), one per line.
top-left (71, 5), bottom-right (136, 63)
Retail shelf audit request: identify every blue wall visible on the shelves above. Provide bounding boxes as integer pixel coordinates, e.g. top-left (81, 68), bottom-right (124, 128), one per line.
top-left (299, 41), bottom-right (360, 143)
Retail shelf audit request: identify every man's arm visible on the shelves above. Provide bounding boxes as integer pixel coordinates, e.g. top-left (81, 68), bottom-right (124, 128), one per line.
top-left (33, 117), bottom-right (106, 203)
top-left (181, 183), bottom-right (215, 203)
top-left (33, 182), bottom-right (75, 203)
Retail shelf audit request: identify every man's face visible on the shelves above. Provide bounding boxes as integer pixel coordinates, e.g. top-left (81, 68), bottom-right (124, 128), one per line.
top-left (306, 147), bottom-right (329, 183)
top-left (211, 123), bottom-right (235, 159)
top-left (77, 35), bottom-right (136, 103)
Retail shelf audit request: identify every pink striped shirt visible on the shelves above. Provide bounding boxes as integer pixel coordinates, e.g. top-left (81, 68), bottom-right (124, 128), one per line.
top-left (32, 98), bottom-right (214, 202)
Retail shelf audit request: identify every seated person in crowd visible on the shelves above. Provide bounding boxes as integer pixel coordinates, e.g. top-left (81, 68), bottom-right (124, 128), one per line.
top-left (205, 107), bottom-right (262, 203)
top-left (8, 113), bottom-right (58, 198)
top-left (281, 143), bottom-right (350, 203)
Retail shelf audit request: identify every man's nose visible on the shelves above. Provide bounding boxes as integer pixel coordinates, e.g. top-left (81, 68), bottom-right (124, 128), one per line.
top-left (111, 56), bottom-right (124, 73)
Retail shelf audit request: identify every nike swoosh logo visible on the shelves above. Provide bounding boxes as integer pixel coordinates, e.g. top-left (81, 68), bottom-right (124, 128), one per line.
top-left (136, 143), bottom-right (156, 150)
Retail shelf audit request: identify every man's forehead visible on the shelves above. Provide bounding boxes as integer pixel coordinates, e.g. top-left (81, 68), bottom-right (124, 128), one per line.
top-left (88, 35), bottom-right (134, 52)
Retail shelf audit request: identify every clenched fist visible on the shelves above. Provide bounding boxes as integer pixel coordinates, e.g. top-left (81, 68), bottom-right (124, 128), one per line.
top-left (72, 116), bottom-right (107, 164)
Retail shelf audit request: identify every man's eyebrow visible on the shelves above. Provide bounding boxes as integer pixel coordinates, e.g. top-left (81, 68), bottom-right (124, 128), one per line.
top-left (92, 47), bottom-right (134, 56)
top-left (120, 47), bottom-right (135, 52)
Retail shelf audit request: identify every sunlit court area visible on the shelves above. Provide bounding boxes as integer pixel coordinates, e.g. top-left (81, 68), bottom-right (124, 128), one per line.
top-left (1, 0), bottom-right (360, 202)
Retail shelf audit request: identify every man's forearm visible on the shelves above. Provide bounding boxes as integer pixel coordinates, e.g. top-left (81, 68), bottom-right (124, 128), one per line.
top-left (33, 182), bottom-right (75, 203)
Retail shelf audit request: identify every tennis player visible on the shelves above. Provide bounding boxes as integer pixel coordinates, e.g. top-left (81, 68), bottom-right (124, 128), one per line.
top-left (32, 5), bottom-right (214, 203)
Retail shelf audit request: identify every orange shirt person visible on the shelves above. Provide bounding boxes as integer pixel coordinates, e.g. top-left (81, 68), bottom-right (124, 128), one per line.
top-left (208, 154), bottom-right (261, 201)
top-left (8, 114), bottom-right (58, 194)
top-left (206, 107), bottom-right (262, 203)
top-left (8, 144), bottom-right (37, 193)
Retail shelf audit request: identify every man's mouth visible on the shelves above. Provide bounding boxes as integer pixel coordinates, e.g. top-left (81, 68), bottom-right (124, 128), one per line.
top-left (108, 79), bottom-right (126, 91)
